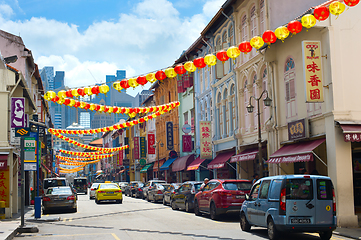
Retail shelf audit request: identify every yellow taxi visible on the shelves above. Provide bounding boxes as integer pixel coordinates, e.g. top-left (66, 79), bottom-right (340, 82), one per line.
top-left (95, 182), bottom-right (122, 204)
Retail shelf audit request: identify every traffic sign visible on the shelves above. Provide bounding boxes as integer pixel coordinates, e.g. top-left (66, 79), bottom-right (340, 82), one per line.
top-left (15, 127), bottom-right (30, 137)
top-left (24, 137), bottom-right (36, 171)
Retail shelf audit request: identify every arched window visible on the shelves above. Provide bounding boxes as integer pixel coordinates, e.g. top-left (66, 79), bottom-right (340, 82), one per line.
top-left (229, 25), bottom-right (234, 46)
top-left (250, 5), bottom-right (257, 57)
top-left (285, 58), bottom-right (297, 120)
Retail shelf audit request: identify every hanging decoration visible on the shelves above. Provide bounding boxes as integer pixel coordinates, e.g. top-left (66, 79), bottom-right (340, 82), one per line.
top-left (184, 61), bottom-right (197, 73)
top-left (59, 149), bottom-right (107, 156)
top-left (128, 78), bottom-right (139, 88)
top-left (344, 0), bottom-right (360, 7)
top-left (155, 70), bottom-right (166, 81)
top-left (301, 14), bottom-right (317, 30)
top-left (226, 46), bottom-right (241, 60)
top-left (216, 50), bottom-right (229, 62)
top-left (287, 20), bottom-right (303, 35)
top-left (329, 1), bottom-right (346, 17)
top-left (262, 30), bottom-right (277, 46)
top-left (238, 41), bottom-right (252, 54)
top-left (193, 57), bottom-right (207, 69)
top-left (275, 26), bottom-right (290, 42)
top-left (164, 68), bottom-right (177, 78)
top-left (204, 54), bottom-right (217, 66)
top-left (174, 64), bottom-right (187, 75)
top-left (250, 36), bottom-right (265, 49)
top-left (146, 73), bottom-right (157, 83)
top-left (313, 6), bottom-right (330, 21)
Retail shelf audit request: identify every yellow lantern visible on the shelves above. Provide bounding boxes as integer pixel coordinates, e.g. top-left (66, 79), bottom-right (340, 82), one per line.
top-left (108, 107), bottom-right (113, 113)
top-left (82, 87), bottom-right (90, 96)
top-left (58, 90), bottom-right (67, 99)
top-left (113, 81), bottom-right (122, 91)
top-left (204, 54), bottom-right (217, 66)
top-left (301, 14), bottom-right (316, 30)
top-left (68, 99), bottom-right (76, 107)
top-left (129, 112), bottom-right (137, 118)
top-left (184, 61), bottom-right (196, 73)
top-left (44, 91), bottom-right (56, 101)
top-left (57, 98), bottom-right (65, 104)
top-left (99, 84), bottom-right (110, 94)
top-left (125, 108), bottom-right (130, 114)
top-left (165, 68), bottom-right (177, 78)
top-left (89, 103), bottom-right (96, 111)
top-left (99, 105), bottom-right (105, 112)
top-left (128, 78), bottom-right (139, 88)
top-left (274, 26), bottom-right (290, 42)
top-left (146, 73), bottom-right (156, 83)
top-left (226, 46), bottom-right (241, 59)
top-left (72, 89), bottom-right (79, 97)
top-left (79, 101), bottom-right (87, 109)
top-left (250, 36), bottom-right (265, 50)
top-left (329, 2), bottom-right (345, 17)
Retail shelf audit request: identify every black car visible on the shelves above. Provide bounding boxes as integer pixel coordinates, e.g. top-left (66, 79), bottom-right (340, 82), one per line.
top-left (125, 181), bottom-right (142, 197)
top-left (170, 181), bottom-right (203, 212)
top-left (163, 183), bottom-right (181, 205)
top-left (134, 182), bottom-right (145, 198)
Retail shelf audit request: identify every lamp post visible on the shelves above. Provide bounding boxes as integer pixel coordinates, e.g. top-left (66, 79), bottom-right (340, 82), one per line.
top-left (246, 90), bottom-right (272, 178)
top-left (153, 141), bottom-right (164, 179)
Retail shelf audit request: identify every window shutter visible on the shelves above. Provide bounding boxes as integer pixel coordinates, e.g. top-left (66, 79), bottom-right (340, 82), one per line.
top-left (290, 79), bottom-right (295, 99)
top-left (286, 82), bottom-right (290, 101)
top-left (183, 74), bottom-right (190, 89)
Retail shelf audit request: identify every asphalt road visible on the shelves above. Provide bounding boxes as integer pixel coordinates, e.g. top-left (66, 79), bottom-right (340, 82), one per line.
top-left (15, 191), bottom-right (353, 240)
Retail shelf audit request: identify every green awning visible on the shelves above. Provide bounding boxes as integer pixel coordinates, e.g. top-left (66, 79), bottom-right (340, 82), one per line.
top-left (140, 163), bottom-right (153, 173)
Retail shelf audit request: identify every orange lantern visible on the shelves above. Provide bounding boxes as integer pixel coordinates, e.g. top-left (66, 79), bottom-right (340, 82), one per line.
top-left (52, 96), bottom-right (59, 103)
top-left (313, 6), bottom-right (329, 21)
top-left (146, 73), bottom-right (156, 83)
top-left (193, 57), bottom-right (206, 69)
top-left (57, 97), bottom-right (65, 104)
top-left (128, 78), bottom-right (139, 88)
top-left (204, 54), bottom-right (217, 66)
top-left (155, 70), bottom-right (166, 81)
top-left (99, 84), bottom-right (110, 94)
top-left (216, 50), bottom-right (229, 62)
top-left (184, 61), bottom-right (196, 73)
top-left (165, 68), bottom-right (177, 78)
top-left (91, 86), bottom-right (100, 95)
top-left (344, 0), bottom-right (360, 6)
top-left (275, 26), bottom-right (289, 42)
top-left (238, 41), bottom-right (252, 54)
top-left (250, 36), bottom-right (264, 50)
top-left (301, 14), bottom-right (316, 29)
top-left (329, 2), bottom-right (346, 17)
top-left (287, 20), bottom-right (302, 35)
top-left (262, 30), bottom-right (277, 46)
top-left (113, 107), bottom-right (118, 113)
top-left (137, 76), bottom-right (148, 86)
top-left (174, 64), bottom-right (186, 75)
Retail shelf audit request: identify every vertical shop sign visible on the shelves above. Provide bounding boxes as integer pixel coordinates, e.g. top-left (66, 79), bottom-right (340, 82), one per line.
top-left (182, 135), bottom-right (192, 152)
top-left (166, 121), bottom-right (174, 150)
top-left (148, 133), bottom-right (155, 154)
top-left (200, 121), bottom-right (212, 159)
top-left (11, 97), bottom-right (26, 128)
top-left (0, 167), bottom-right (9, 207)
top-left (140, 137), bottom-right (147, 158)
top-left (118, 144), bottom-right (123, 166)
top-left (134, 137), bottom-right (139, 159)
top-left (302, 41), bottom-right (324, 102)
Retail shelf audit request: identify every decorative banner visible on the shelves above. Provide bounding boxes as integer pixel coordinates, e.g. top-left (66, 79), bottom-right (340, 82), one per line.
top-left (0, 167), bottom-right (10, 207)
top-left (200, 121), bottom-right (212, 159)
top-left (124, 137), bottom-right (129, 154)
top-left (118, 146), bottom-right (123, 166)
top-left (302, 41), bottom-right (324, 102)
top-left (140, 137), bottom-right (146, 158)
top-left (182, 135), bottom-right (192, 152)
top-left (148, 133), bottom-right (155, 154)
top-left (134, 137), bottom-right (139, 159)
top-left (166, 121), bottom-right (174, 150)
top-left (11, 97), bottom-right (26, 128)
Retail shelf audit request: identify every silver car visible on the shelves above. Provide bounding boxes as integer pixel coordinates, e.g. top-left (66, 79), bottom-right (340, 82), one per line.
top-left (89, 183), bottom-right (100, 199)
top-left (42, 186), bottom-right (77, 214)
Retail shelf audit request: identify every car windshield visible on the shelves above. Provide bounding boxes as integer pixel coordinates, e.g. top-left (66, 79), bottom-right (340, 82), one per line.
top-left (44, 179), bottom-right (66, 189)
top-left (99, 184), bottom-right (119, 189)
top-left (286, 179), bottom-right (313, 200)
top-left (47, 187), bottom-right (72, 195)
top-left (223, 182), bottom-right (252, 191)
top-left (194, 183), bottom-right (202, 191)
top-left (74, 179), bottom-right (87, 186)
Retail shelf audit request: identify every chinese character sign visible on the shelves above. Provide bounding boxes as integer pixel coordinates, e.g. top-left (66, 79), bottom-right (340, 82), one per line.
top-left (11, 97), bottom-right (26, 128)
top-left (140, 137), bottom-right (147, 158)
top-left (118, 144), bottom-right (123, 166)
top-left (134, 137), bottom-right (139, 159)
top-left (148, 134), bottom-right (155, 154)
top-left (200, 121), bottom-right (212, 159)
top-left (166, 122), bottom-right (174, 150)
top-left (0, 167), bottom-right (9, 207)
top-left (302, 41), bottom-right (324, 103)
top-left (182, 135), bottom-right (192, 152)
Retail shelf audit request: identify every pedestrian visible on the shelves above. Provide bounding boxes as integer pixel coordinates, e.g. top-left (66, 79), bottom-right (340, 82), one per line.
top-left (252, 174), bottom-right (259, 184)
top-left (201, 178), bottom-right (209, 189)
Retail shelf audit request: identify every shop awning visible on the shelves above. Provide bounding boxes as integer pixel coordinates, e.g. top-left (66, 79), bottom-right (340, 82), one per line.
top-left (41, 162), bottom-right (51, 173)
top-left (153, 159), bottom-right (165, 172)
top-left (207, 151), bottom-right (234, 169)
top-left (187, 156), bottom-right (206, 171)
top-left (230, 148), bottom-right (259, 163)
top-left (172, 154), bottom-right (195, 172)
top-left (140, 163), bottom-right (153, 173)
top-left (159, 158), bottom-right (177, 171)
top-left (267, 138), bottom-right (325, 164)
top-left (340, 124), bottom-right (361, 142)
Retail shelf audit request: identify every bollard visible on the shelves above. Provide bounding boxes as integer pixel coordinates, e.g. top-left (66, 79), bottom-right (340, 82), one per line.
top-left (0, 201), bottom-right (5, 219)
top-left (34, 197), bottom-right (41, 219)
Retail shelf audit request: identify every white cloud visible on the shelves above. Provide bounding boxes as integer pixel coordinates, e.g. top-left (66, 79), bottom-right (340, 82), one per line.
top-left (0, 0), bottom-right (220, 96)
top-left (0, 4), bottom-right (14, 19)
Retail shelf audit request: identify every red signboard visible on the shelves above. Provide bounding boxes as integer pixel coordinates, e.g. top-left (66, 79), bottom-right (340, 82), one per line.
top-left (148, 134), bottom-right (155, 154)
top-left (0, 160), bottom-right (7, 170)
top-left (118, 144), bottom-right (123, 166)
top-left (134, 137), bottom-right (139, 159)
top-left (182, 135), bottom-right (192, 152)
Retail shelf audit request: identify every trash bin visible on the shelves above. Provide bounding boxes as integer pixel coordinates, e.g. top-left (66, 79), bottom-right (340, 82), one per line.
top-left (0, 201), bottom-right (5, 219)
top-left (34, 197), bottom-right (41, 219)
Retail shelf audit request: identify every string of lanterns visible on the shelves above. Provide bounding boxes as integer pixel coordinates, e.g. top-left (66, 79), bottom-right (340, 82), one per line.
top-left (57, 154), bottom-right (113, 162)
top-left (59, 149), bottom-right (109, 156)
top-left (44, 84), bottom-right (110, 101)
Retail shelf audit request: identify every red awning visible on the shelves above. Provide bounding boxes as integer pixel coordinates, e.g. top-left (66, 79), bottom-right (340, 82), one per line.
top-left (230, 148), bottom-right (259, 163)
top-left (207, 151), bottom-right (234, 169)
top-left (172, 154), bottom-right (195, 172)
top-left (41, 163), bottom-right (51, 173)
top-left (153, 159), bottom-right (165, 172)
top-left (267, 138), bottom-right (325, 164)
top-left (340, 124), bottom-right (361, 142)
top-left (187, 156), bottom-right (206, 171)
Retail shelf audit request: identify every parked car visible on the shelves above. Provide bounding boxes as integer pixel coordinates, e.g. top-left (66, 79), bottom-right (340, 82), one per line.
top-left (42, 186), bottom-right (77, 214)
top-left (43, 177), bottom-right (69, 195)
top-left (118, 182), bottom-right (129, 193)
top-left (163, 183), bottom-right (181, 205)
top-left (147, 183), bottom-right (166, 203)
top-left (240, 175), bottom-right (336, 240)
top-left (129, 181), bottom-right (143, 197)
top-left (73, 177), bottom-right (88, 194)
top-left (89, 183), bottom-right (100, 199)
top-left (134, 182), bottom-right (145, 198)
top-left (143, 180), bottom-right (167, 201)
top-left (123, 181), bottom-right (141, 197)
top-left (170, 181), bottom-right (203, 212)
top-left (95, 182), bottom-right (123, 204)
top-left (194, 179), bottom-right (252, 220)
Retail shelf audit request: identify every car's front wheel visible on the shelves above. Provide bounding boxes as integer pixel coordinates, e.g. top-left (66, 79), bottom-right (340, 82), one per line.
top-left (240, 212), bottom-right (251, 232)
top-left (267, 218), bottom-right (279, 240)
top-left (319, 231), bottom-right (332, 240)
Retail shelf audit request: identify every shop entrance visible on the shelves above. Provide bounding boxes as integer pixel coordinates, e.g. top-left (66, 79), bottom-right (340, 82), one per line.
top-left (352, 149), bottom-right (361, 215)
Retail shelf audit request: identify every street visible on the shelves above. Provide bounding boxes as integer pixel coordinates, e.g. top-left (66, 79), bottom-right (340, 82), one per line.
top-left (14, 192), bottom-right (354, 240)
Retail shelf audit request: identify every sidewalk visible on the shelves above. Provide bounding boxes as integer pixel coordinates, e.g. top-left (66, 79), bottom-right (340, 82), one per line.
top-left (334, 227), bottom-right (361, 239)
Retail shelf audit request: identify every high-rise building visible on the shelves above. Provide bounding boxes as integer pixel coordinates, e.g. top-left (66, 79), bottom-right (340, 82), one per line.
top-left (40, 66), bottom-right (54, 91)
top-left (54, 71), bottom-right (65, 89)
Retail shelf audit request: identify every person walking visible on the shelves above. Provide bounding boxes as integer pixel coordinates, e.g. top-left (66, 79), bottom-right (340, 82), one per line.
top-left (201, 178), bottom-right (209, 189)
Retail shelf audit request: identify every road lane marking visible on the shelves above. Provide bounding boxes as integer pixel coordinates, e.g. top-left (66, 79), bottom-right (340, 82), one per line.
top-left (111, 233), bottom-right (120, 240)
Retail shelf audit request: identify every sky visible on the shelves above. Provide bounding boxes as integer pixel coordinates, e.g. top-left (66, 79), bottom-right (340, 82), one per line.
top-left (0, 0), bottom-right (225, 96)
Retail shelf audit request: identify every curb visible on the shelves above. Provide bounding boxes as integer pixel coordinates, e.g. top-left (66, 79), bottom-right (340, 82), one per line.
top-left (333, 231), bottom-right (361, 240)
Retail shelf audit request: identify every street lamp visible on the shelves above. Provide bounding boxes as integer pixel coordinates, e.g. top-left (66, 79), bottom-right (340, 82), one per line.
top-left (153, 141), bottom-right (164, 179)
top-left (246, 90), bottom-right (272, 178)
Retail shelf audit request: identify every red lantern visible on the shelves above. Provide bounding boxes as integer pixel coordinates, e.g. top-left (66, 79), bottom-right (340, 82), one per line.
top-left (64, 99), bottom-right (71, 105)
top-left (344, 0), bottom-right (359, 6)
top-left (174, 64), bottom-right (186, 75)
top-left (133, 120), bottom-right (138, 125)
top-left (65, 90), bottom-right (73, 98)
top-left (139, 118), bottom-right (145, 123)
top-left (216, 50), bottom-right (230, 62)
top-left (193, 57), bottom-right (206, 68)
top-left (238, 41), bottom-right (252, 54)
top-left (136, 76), bottom-right (148, 86)
top-left (155, 70), bottom-right (166, 81)
top-left (313, 6), bottom-right (330, 21)
top-left (84, 103), bottom-right (90, 110)
top-left (134, 108), bottom-right (140, 113)
top-left (52, 96), bottom-right (59, 103)
top-left (113, 107), bottom-right (118, 113)
top-left (126, 122), bottom-right (131, 127)
top-left (262, 30), bottom-right (277, 46)
top-left (120, 79), bottom-right (130, 89)
top-left (287, 20), bottom-right (302, 35)
top-left (74, 100), bottom-right (80, 108)
top-left (77, 88), bottom-right (85, 96)
top-left (95, 105), bottom-right (100, 111)
top-left (91, 86), bottom-right (100, 95)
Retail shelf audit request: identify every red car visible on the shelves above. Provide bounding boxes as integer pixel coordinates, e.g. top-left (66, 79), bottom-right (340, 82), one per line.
top-left (194, 179), bottom-right (252, 220)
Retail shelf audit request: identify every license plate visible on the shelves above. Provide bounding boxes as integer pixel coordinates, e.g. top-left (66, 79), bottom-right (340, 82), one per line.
top-left (235, 195), bottom-right (244, 199)
top-left (107, 192), bottom-right (114, 194)
top-left (290, 218), bottom-right (311, 224)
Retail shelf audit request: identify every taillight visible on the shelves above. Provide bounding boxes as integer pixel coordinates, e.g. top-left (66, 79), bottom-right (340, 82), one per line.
top-left (332, 188), bottom-right (336, 215)
top-left (280, 188), bottom-right (286, 212)
top-left (91, 188), bottom-right (96, 191)
top-left (114, 190), bottom-right (121, 193)
top-left (43, 197), bottom-right (51, 201)
top-left (157, 190), bottom-right (163, 194)
top-left (67, 196), bottom-right (75, 200)
top-left (191, 187), bottom-right (196, 194)
top-left (138, 188), bottom-right (142, 192)
top-left (218, 191), bottom-right (232, 197)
